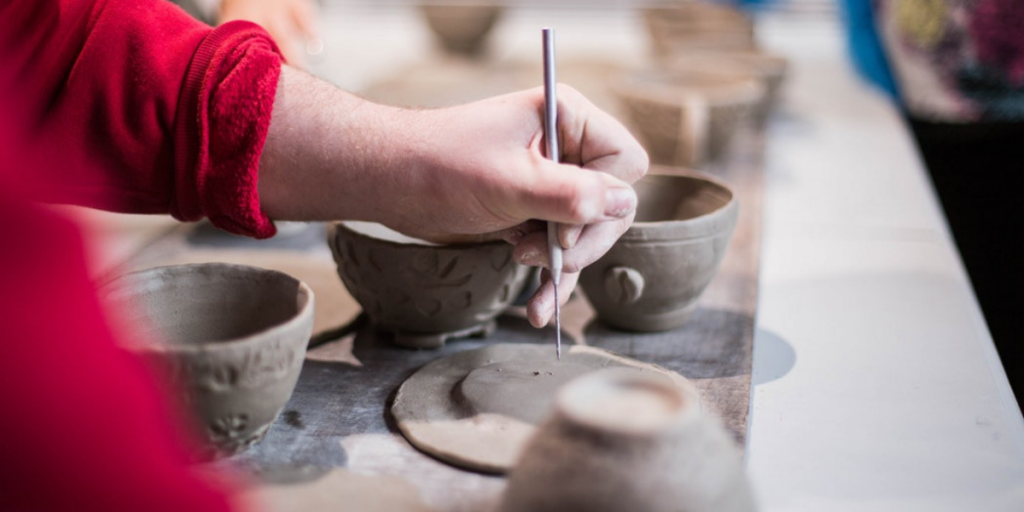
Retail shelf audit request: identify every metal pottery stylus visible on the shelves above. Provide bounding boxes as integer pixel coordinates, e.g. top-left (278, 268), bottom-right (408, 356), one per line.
top-left (542, 28), bottom-right (563, 361)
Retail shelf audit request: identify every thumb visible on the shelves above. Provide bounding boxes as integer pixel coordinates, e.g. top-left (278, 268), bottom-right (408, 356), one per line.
top-left (514, 161), bottom-right (638, 225)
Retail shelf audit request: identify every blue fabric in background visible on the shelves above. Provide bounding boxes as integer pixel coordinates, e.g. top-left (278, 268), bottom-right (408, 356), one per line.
top-left (837, 0), bottom-right (900, 101)
top-left (731, 0), bottom-right (900, 101)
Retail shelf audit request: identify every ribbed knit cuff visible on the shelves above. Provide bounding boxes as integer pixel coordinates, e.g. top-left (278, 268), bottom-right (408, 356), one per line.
top-left (172, 21), bottom-right (281, 239)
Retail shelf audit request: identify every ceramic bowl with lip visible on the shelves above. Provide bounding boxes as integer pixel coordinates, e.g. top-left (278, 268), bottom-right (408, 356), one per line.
top-left (611, 69), bottom-right (764, 169)
top-left (327, 221), bottom-right (530, 349)
top-left (663, 50), bottom-right (789, 122)
top-left (500, 368), bottom-right (755, 512)
top-left (101, 263), bottom-right (314, 459)
top-left (420, 3), bottom-right (504, 57)
top-left (642, 2), bottom-right (756, 57)
top-left (579, 170), bottom-right (738, 331)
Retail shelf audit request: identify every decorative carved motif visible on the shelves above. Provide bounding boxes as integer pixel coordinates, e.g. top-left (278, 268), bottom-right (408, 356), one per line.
top-left (329, 224), bottom-right (530, 345)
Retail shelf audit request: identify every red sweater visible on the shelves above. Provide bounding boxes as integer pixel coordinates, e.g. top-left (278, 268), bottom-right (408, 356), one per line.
top-left (1, 0), bottom-right (282, 238)
top-left (0, 0), bottom-right (286, 509)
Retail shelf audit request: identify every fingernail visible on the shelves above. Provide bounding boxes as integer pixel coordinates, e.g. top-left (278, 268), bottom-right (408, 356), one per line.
top-left (562, 225), bottom-right (583, 249)
top-left (605, 187), bottom-right (637, 219)
top-left (517, 248), bottom-right (543, 267)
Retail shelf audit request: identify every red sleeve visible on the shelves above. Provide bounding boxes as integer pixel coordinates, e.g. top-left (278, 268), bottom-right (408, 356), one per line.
top-left (0, 128), bottom-right (235, 510)
top-left (0, 0), bottom-right (281, 238)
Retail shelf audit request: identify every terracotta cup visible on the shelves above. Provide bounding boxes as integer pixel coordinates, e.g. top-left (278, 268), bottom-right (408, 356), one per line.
top-left (101, 263), bottom-right (314, 459)
top-left (579, 171), bottom-right (738, 331)
top-left (420, 3), bottom-right (504, 57)
top-left (327, 221), bottom-right (530, 349)
top-left (611, 69), bottom-right (764, 169)
top-left (500, 369), bottom-right (755, 512)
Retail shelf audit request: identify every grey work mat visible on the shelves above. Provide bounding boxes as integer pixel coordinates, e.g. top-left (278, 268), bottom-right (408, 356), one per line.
top-left (115, 132), bottom-right (764, 512)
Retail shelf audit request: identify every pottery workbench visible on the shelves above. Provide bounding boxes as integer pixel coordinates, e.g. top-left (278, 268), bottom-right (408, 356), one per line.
top-left (78, 2), bottom-right (1024, 512)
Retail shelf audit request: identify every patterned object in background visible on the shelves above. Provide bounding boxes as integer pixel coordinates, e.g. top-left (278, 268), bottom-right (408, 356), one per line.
top-left (879, 0), bottom-right (1024, 121)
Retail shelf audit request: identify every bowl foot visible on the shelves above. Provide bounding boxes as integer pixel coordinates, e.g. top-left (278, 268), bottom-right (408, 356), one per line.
top-left (389, 320), bottom-right (497, 349)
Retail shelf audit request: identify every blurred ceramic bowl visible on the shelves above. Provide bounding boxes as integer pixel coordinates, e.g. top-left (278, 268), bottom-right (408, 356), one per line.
top-left (420, 3), bottom-right (504, 57)
top-left (102, 263), bottom-right (314, 459)
top-left (642, 2), bottom-right (756, 57)
top-left (579, 171), bottom-right (738, 331)
top-left (611, 69), bottom-right (764, 168)
top-left (500, 369), bottom-right (755, 512)
top-left (327, 221), bottom-right (530, 348)
top-left (664, 50), bottom-right (789, 121)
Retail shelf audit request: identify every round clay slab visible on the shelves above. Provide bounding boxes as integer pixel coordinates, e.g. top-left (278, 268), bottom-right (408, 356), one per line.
top-left (391, 343), bottom-right (699, 474)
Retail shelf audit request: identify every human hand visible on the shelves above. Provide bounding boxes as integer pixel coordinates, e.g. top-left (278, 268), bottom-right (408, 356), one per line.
top-left (260, 72), bottom-right (648, 329)
top-left (398, 86), bottom-right (648, 327)
top-left (219, 0), bottom-right (318, 69)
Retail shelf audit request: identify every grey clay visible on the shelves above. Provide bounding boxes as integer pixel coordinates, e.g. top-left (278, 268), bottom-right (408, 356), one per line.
top-left (391, 343), bottom-right (699, 473)
top-left (580, 170), bottom-right (738, 331)
top-left (328, 221), bottom-right (530, 349)
top-left (500, 369), bottom-right (757, 512)
top-left (101, 263), bottom-right (314, 459)
top-left (612, 69), bottom-right (764, 169)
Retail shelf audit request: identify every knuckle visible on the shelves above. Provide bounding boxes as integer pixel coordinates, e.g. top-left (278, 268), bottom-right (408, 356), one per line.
top-left (561, 185), bottom-right (590, 222)
top-left (563, 258), bottom-right (584, 274)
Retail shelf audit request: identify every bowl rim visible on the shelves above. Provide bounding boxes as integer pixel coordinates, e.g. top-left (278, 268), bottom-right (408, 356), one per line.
top-left (611, 68), bottom-right (766, 107)
top-left (556, 368), bottom-right (700, 437)
top-left (663, 50), bottom-right (789, 79)
top-left (100, 262), bottom-right (315, 355)
top-left (621, 167), bottom-right (739, 242)
top-left (329, 221), bottom-right (508, 251)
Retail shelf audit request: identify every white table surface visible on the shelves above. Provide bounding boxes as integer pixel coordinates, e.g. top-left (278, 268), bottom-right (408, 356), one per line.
top-left (748, 11), bottom-right (1024, 512)
top-left (78, 2), bottom-right (1024, 510)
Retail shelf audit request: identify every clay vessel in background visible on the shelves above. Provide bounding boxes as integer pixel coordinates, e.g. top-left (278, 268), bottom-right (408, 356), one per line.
top-left (101, 263), bottom-right (314, 459)
top-left (500, 369), bottom-right (756, 512)
top-left (642, 1), bottom-right (756, 57)
top-left (611, 69), bottom-right (764, 169)
top-left (420, 3), bottom-right (504, 57)
top-left (328, 222), bottom-right (530, 348)
top-left (579, 171), bottom-right (738, 331)
top-left (664, 51), bottom-right (789, 122)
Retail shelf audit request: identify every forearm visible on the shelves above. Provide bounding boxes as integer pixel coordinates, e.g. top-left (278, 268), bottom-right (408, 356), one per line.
top-left (257, 66), bottom-right (436, 225)
top-left (257, 66), bottom-right (643, 245)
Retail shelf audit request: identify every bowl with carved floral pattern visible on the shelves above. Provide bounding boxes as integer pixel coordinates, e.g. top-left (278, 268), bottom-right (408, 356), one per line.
top-left (101, 263), bottom-right (314, 459)
top-left (328, 221), bottom-right (530, 349)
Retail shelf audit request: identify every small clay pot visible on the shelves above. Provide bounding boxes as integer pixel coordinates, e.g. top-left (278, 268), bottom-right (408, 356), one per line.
top-left (665, 51), bottom-right (789, 122)
top-left (101, 263), bottom-right (314, 459)
top-left (500, 369), bottom-right (755, 512)
top-left (327, 222), bottom-right (530, 348)
top-left (611, 69), bottom-right (764, 168)
top-left (420, 3), bottom-right (504, 57)
top-left (579, 171), bottom-right (738, 331)
top-left (642, 2), bottom-right (756, 57)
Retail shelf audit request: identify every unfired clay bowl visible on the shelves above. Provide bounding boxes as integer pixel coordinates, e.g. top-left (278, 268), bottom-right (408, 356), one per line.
top-left (500, 369), bottom-right (755, 512)
top-left (327, 221), bottom-right (530, 349)
top-left (102, 263), bottom-right (314, 459)
top-left (611, 69), bottom-right (764, 168)
top-left (579, 171), bottom-right (738, 331)
top-left (665, 51), bottom-right (789, 121)
top-left (420, 3), bottom-right (504, 57)
top-left (643, 2), bottom-right (756, 57)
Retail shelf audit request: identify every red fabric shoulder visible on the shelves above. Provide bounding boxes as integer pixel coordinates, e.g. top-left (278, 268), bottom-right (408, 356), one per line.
top-left (1, 0), bottom-right (281, 238)
top-left (0, 117), bottom-right (234, 512)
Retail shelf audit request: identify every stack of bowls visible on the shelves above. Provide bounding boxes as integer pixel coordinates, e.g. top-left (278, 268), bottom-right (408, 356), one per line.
top-left (611, 70), bottom-right (764, 169)
top-left (642, 1), bottom-right (756, 57)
